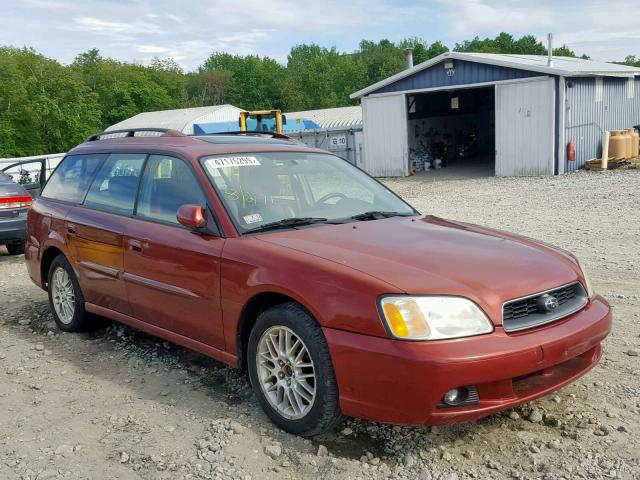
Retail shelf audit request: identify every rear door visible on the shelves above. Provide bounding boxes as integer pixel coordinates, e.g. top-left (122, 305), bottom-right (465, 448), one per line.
top-left (123, 154), bottom-right (226, 349)
top-left (66, 153), bottom-right (146, 315)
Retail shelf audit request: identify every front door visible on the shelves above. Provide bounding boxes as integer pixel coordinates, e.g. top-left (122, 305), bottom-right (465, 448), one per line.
top-left (123, 155), bottom-right (226, 350)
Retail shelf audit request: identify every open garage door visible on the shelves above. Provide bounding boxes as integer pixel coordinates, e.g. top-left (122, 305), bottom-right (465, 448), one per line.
top-left (495, 78), bottom-right (555, 176)
top-left (407, 87), bottom-right (495, 179)
top-left (362, 94), bottom-right (408, 177)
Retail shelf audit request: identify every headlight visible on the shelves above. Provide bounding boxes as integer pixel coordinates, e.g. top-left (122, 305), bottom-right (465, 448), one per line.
top-left (379, 296), bottom-right (493, 341)
top-left (575, 258), bottom-right (594, 298)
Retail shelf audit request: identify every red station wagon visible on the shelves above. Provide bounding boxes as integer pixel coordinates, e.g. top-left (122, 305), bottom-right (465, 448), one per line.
top-left (25, 128), bottom-right (612, 435)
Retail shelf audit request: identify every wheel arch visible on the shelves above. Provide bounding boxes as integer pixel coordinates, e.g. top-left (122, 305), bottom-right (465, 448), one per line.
top-left (40, 246), bottom-right (65, 290)
top-left (236, 291), bottom-right (317, 370)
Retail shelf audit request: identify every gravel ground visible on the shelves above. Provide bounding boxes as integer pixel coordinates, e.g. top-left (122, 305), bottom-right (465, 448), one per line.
top-left (1, 169), bottom-right (639, 480)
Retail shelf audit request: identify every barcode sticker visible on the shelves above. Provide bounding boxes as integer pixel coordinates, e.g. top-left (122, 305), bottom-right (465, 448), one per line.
top-left (243, 213), bottom-right (263, 224)
top-left (208, 156), bottom-right (261, 168)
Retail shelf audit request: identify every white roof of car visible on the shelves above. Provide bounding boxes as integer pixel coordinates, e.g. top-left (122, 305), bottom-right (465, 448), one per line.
top-left (351, 52), bottom-right (640, 99)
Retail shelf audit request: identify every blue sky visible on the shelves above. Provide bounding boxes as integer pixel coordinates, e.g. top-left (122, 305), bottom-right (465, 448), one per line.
top-left (1, 0), bottom-right (638, 70)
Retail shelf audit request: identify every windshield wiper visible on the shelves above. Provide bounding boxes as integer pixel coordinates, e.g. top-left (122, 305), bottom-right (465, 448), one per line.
top-left (350, 211), bottom-right (415, 221)
top-left (246, 217), bottom-right (329, 233)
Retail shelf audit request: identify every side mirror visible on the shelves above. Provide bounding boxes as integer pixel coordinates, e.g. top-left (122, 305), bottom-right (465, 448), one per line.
top-left (177, 204), bottom-right (207, 230)
top-left (281, 114), bottom-right (287, 125)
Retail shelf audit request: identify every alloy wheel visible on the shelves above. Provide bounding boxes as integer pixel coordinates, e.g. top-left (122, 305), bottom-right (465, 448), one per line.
top-left (51, 266), bottom-right (75, 325)
top-left (256, 325), bottom-right (316, 420)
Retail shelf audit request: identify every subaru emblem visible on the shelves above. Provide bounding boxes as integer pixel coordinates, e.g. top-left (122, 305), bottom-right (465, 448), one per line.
top-left (537, 293), bottom-right (560, 312)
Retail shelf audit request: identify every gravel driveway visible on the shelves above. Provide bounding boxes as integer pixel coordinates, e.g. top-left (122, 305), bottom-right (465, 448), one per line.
top-left (1, 169), bottom-right (639, 480)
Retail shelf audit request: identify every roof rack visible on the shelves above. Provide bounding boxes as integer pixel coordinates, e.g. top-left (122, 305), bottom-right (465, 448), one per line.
top-left (193, 131), bottom-right (293, 141)
top-left (85, 128), bottom-right (187, 142)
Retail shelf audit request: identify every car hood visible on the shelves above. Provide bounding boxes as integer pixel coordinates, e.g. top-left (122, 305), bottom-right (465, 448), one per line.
top-left (257, 215), bottom-right (582, 324)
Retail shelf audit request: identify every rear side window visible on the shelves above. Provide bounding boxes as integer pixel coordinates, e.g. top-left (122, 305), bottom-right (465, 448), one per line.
top-left (41, 154), bottom-right (105, 203)
top-left (136, 155), bottom-right (207, 225)
top-left (83, 153), bottom-right (145, 215)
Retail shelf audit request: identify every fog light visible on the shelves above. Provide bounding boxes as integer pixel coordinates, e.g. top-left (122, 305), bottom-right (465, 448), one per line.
top-left (443, 387), bottom-right (469, 406)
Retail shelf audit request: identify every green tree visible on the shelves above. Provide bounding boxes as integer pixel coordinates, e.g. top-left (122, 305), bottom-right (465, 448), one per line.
top-left (553, 45), bottom-right (578, 57)
top-left (357, 39), bottom-right (405, 84)
top-left (71, 50), bottom-right (183, 127)
top-left (199, 52), bottom-right (286, 110)
top-left (186, 70), bottom-right (234, 107)
top-left (0, 47), bottom-right (101, 156)
top-left (399, 37), bottom-right (449, 65)
top-left (620, 55), bottom-right (640, 67)
top-left (454, 32), bottom-right (582, 57)
top-left (284, 44), bottom-right (367, 110)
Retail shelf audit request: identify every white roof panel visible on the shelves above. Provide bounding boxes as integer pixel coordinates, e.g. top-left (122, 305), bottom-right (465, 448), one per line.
top-left (106, 104), bottom-right (244, 134)
top-left (351, 52), bottom-right (640, 99)
top-left (287, 105), bottom-right (362, 129)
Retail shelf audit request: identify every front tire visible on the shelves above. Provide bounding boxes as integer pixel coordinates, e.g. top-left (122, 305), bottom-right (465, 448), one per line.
top-left (247, 302), bottom-right (343, 436)
top-left (47, 255), bottom-right (91, 332)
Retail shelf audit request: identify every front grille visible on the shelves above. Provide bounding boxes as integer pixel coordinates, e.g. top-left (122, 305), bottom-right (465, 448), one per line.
top-left (502, 282), bottom-right (588, 332)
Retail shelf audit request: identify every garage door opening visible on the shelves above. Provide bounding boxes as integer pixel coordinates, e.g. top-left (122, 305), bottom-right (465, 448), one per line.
top-left (407, 86), bottom-right (495, 179)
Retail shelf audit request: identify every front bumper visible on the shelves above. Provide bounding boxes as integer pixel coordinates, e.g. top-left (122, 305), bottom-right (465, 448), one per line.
top-left (324, 295), bottom-right (611, 425)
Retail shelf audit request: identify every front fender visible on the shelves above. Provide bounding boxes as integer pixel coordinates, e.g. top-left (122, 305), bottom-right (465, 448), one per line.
top-left (220, 237), bottom-right (402, 356)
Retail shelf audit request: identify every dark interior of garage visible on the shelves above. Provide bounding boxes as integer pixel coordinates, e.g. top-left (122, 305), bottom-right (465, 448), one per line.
top-left (407, 86), bottom-right (495, 178)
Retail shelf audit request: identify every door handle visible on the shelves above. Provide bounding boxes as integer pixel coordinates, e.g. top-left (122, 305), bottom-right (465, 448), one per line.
top-left (128, 239), bottom-right (143, 252)
top-left (67, 223), bottom-right (76, 234)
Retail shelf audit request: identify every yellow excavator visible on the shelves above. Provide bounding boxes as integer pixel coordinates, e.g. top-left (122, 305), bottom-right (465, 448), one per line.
top-left (239, 110), bottom-right (287, 134)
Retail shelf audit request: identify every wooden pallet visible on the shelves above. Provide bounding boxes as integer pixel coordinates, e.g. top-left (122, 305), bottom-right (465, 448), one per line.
top-left (627, 159), bottom-right (640, 169)
top-left (585, 157), bottom-right (629, 170)
top-left (586, 158), bottom-right (640, 170)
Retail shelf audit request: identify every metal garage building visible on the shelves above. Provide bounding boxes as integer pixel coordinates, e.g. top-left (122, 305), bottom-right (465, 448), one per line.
top-left (351, 52), bottom-right (640, 177)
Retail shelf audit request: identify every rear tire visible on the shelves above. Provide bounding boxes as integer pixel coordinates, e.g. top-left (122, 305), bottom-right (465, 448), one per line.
top-left (6, 241), bottom-right (25, 255)
top-left (247, 302), bottom-right (343, 436)
top-left (47, 255), bottom-right (91, 332)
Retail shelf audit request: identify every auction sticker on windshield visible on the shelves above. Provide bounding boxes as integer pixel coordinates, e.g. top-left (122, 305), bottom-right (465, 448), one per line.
top-left (208, 156), bottom-right (261, 168)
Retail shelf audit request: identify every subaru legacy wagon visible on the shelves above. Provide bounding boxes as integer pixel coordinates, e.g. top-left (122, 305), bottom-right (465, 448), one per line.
top-left (25, 129), bottom-right (611, 435)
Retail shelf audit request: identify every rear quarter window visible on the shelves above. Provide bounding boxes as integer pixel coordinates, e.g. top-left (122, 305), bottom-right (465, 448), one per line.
top-left (41, 154), bottom-right (106, 203)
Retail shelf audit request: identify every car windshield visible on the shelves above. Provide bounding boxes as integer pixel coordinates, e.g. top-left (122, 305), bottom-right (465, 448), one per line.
top-left (201, 152), bottom-right (415, 233)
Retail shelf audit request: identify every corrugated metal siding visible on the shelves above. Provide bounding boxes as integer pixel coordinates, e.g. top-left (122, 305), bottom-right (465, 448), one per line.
top-left (495, 78), bottom-right (555, 176)
top-left (287, 127), bottom-right (363, 166)
top-left (362, 94), bottom-right (408, 176)
top-left (565, 77), bottom-right (640, 171)
top-left (375, 60), bottom-right (540, 94)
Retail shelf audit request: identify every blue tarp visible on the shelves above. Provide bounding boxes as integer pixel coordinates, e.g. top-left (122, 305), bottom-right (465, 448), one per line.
top-left (194, 117), bottom-right (320, 134)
